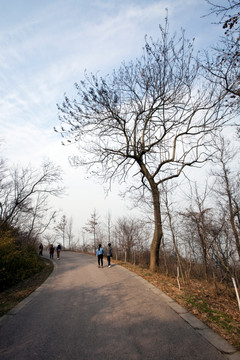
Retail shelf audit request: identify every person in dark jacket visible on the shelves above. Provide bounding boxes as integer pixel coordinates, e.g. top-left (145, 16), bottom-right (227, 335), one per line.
top-left (107, 243), bottom-right (112, 267)
top-left (96, 244), bottom-right (104, 268)
top-left (39, 243), bottom-right (43, 256)
top-left (49, 244), bottom-right (54, 259)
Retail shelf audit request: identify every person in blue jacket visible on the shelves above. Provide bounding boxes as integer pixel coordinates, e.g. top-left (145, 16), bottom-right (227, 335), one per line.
top-left (96, 244), bottom-right (104, 268)
top-left (56, 244), bottom-right (62, 260)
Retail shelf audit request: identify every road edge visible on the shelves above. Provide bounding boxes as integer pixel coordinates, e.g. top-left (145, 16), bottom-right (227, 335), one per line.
top-left (119, 266), bottom-right (240, 360)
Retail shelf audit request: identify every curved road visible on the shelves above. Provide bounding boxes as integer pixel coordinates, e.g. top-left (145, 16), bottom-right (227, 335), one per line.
top-left (0, 252), bottom-right (237, 360)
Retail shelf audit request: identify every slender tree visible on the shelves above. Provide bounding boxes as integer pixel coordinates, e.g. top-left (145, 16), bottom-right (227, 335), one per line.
top-left (83, 209), bottom-right (100, 252)
top-left (211, 135), bottom-right (240, 260)
top-left (55, 214), bottom-right (67, 248)
top-left (56, 18), bottom-right (230, 271)
top-left (161, 182), bottom-right (185, 281)
top-left (66, 216), bottom-right (74, 248)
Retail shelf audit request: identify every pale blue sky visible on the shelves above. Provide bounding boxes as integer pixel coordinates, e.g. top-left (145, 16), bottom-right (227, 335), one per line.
top-left (0, 0), bottom-right (223, 238)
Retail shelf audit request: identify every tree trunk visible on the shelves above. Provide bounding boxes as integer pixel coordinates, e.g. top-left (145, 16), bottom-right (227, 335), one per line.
top-left (164, 191), bottom-right (185, 282)
top-left (196, 222), bottom-right (208, 280)
top-left (139, 161), bottom-right (163, 272)
top-left (149, 182), bottom-right (163, 272)
top-left (161, 236), bottom-right (169, 276)
top-left (223, 166), bottom-right (240, 260)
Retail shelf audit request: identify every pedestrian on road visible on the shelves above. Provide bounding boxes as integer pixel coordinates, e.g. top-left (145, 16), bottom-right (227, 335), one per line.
top-left (107, 243), bottom-right (112, 267)
top-left (39, 243), bottom-right (43, 256)
top-left (49, 244), bottom-right (54, 259)
top-left (57, 244), bottom-right (62, 260)
top-left (96, 244), bottom-right (104, 268)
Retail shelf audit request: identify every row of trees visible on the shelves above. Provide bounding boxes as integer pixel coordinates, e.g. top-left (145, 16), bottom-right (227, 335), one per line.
top-left (162, 136), bottom-right (239, 283)
top-left (1, 1), bottom-right (238, 289)
top-left (0, 156), bottom-right (64, 290)
top-left (61, 132), bottom-right (238, 285)
top-left (55, 1), bottom-right (240, 271)
top-left (0, 156), bottom-right (63, 241)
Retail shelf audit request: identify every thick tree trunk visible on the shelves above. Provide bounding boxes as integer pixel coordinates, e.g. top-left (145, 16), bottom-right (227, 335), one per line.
top-left (149, 182), bottom-right (163, 272)
top-left (138, 161), bottom-right (163, 272)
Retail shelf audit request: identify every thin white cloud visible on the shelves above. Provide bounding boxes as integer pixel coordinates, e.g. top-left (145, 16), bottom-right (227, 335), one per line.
top-left (1, 1), bottom-right (171, 131)
top-left (0, 0), bottom-right (225, 236)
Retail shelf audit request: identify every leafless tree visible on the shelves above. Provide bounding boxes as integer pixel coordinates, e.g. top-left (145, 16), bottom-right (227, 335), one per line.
top-left (66, 216), bottom-right (74, 248)
top-left (55, 214), bottom-right (67, 248)
top-left (161, 182), bottom-right (185, 281)
top-left (179, 176), bottom-right (238, 282)
top-left (0, 155), bottom-right (10, 222)
top-left (83, 209), bottom-right (101, 252)
top-left (211, 135), bottom-right (240, 260)
top-left (0, 160), bottom-right (63, 236)
top-left (23, 193), bottom-right (57, 241)
top-left (106, 212), bottom-right (112, 244)
top-left (56, 17), bottom-right (230, 271)
top-left (203, 1), bottom-right (240, 122)
top-left (180, 183), bottom-right (214, 280)
top-left (113, 216), bottom-right (151, 263)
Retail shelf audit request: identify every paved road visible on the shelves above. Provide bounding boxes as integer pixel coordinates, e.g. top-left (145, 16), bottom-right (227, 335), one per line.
top-left (0, 252), bottom-right (237, 360)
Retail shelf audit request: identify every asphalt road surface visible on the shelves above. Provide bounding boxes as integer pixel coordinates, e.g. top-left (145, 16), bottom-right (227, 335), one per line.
top-left (0, 252), bottom-right (234, 360)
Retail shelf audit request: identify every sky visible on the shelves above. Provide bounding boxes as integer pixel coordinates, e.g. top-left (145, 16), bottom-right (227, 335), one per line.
top-left (0, 0), bottom-right (225, 241)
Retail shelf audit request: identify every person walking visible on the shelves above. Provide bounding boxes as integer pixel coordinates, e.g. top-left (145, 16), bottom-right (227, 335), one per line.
top-left (96, 244), bottom-right (104, 268)
top-left (49, 244), bottom-right (54, 259)
top-left (107, 243), bottom-right (112, 267)
top-left (39, 243), bottom-right (43, 256)
top-left (56, 244), bottom-right (62, 260)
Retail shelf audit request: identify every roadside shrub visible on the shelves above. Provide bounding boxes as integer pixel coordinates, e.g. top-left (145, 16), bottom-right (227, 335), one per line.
top-left (0, 231), bottom-right (44, 291)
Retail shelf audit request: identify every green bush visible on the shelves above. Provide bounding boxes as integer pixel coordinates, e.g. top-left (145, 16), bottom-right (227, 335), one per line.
top-left (0, 232), bottom-right (45, 291)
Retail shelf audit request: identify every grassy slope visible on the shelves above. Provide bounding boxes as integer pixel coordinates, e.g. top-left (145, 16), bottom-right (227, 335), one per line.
top-left (0, 257), bottom-right (53, 317)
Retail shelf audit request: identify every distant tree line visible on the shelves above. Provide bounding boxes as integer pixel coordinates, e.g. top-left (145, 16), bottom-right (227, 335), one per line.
top-left (70, 133), bottom-right (239, 286)
top-left (1, 1), bottom-right (239, 291)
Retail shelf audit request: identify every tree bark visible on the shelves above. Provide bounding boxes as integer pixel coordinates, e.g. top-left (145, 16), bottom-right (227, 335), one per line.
top-left (149, 181), bottom-right (163, 272)
top-left (139, 161), bottom-right (163, 272)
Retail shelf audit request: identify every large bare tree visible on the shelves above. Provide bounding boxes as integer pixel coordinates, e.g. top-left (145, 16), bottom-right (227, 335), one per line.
top-left (0, 160), bottom-right (63, 236)
top-left (56, 19), bottom-right (230, 271)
